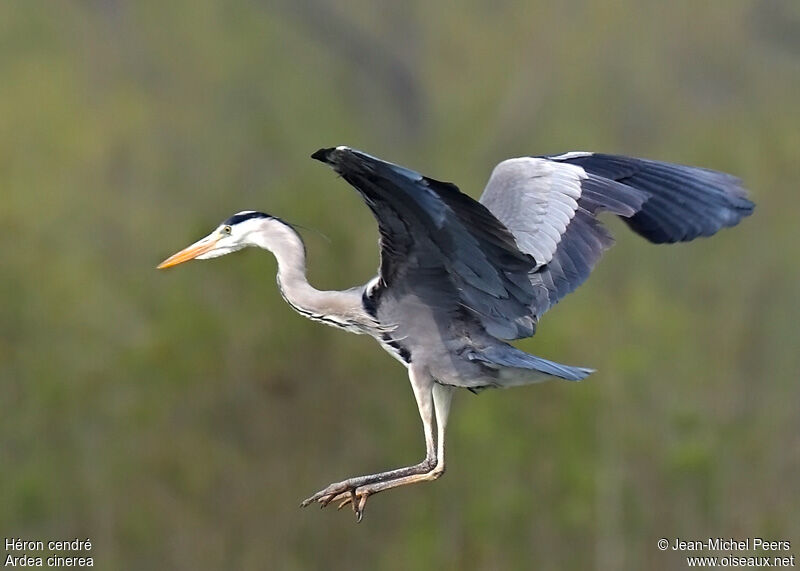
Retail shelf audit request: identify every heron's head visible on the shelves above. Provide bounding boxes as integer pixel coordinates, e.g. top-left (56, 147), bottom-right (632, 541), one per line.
top-left (157, 211), bottom-right (290, 269)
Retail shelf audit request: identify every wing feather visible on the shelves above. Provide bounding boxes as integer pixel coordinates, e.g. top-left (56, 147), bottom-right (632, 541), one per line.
top-left (312, 147), bottom-right (753, 340)
top-left (312, 146), bottom-right (539, 340)
top-left (480, 153), bottom-right (753, 319)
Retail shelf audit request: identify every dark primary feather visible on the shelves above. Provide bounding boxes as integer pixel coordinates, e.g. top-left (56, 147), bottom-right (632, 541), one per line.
top-left (311, 147), bottom-right (538, 340)
top-left (480, 152), bottom-right (754, 320)
top-left (550, 153), bottom-right (754, 243)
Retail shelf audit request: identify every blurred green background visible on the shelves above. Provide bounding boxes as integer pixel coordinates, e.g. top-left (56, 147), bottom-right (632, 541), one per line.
top-left (1, 1), bottom-right (798, 569)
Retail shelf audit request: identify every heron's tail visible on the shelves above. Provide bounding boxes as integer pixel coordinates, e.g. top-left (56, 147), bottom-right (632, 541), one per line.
top-left (467, 345), bottom-right (594, 385)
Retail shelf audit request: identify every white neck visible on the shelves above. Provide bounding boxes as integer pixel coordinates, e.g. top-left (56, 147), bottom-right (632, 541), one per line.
top-left (249, 221), bottom-right (372, 331)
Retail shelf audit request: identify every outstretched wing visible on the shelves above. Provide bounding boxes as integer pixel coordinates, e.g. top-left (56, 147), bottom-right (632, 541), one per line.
top-left (479, 152), bottom-right (754, 320)
top-left (311, 146), bottom-right (538, 340)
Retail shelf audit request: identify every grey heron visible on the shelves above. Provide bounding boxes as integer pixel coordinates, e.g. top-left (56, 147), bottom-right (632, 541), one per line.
top-left (158, 146), bottom-right (753, 522)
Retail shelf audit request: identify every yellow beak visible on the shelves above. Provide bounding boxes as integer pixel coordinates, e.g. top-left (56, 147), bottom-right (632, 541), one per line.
top-left (157, 235), bottom-right (220, 269)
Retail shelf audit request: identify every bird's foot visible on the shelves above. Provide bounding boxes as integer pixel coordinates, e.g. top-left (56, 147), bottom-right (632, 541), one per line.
top-left (299, 460), bottom-right (434, 522)
top-left (300, 481), bottom-right (371, 522)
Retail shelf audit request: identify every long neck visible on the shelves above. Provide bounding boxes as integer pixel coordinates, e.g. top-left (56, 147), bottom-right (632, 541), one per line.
top-left (250, 222), bottom-right (366, 326)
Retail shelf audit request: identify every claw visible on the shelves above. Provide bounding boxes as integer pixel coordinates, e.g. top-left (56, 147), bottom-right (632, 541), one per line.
top-left (354, 492), bottom-right (368, 522)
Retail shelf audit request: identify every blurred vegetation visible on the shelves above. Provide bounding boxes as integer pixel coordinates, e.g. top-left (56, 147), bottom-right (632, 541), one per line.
top-left (1, 1), bottom-right (798, 569)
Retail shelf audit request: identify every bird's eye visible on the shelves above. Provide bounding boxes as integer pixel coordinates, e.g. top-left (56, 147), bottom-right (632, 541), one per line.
top-left (223, 225), bottom-right (232, 235)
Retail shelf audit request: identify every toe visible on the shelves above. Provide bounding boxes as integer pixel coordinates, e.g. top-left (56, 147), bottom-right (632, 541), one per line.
top-left (354, 492), bottom-right (369, 523)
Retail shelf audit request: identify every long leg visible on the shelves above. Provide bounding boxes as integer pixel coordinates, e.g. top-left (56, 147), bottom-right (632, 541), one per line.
top-left (337, 382), bottom-right (454, 501)
top-left (300, 366), bottom-right (438, 516)
top-left (433, 382), bottom-right (453, 469)
top-left (304, 377), bottom-right (455, 521)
